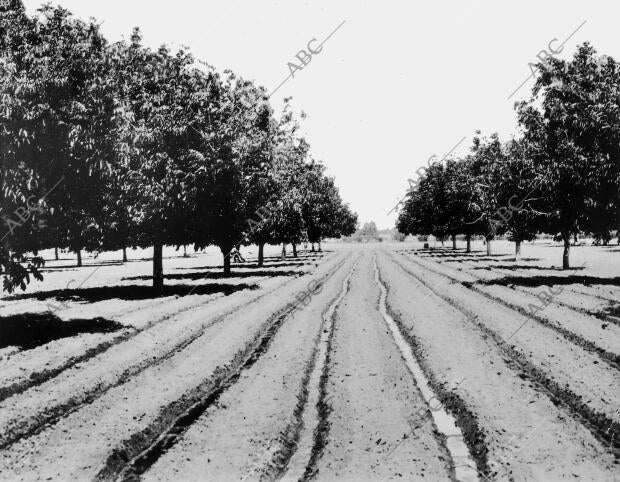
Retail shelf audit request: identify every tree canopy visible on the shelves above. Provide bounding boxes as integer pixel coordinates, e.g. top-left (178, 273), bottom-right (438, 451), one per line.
top-left (397, 43), bottom-right (619, 267)
top-left (0, 1), bottom-right (357, 292)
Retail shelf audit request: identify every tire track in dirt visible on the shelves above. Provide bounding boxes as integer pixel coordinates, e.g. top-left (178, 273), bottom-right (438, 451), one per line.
top-left (309, 252), bottom-right (455, 481)
top-left (0, 256), bottom-right (343, 451)
top-left (388, 250), bottom-right (620, 456)
top-left (373, 256), bottom-right (480, 482)
top-left (401, 251), bottom-right (620, 369)
top-left (277, 257), bottom-right (358, 482)
top-left (95, 256), bottom-right (351, 482)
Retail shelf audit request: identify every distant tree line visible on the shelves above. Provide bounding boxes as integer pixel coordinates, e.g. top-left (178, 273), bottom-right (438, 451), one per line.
top-left (344, 222), bottom-right (382, 243)
top-left (397, 43), bottom-right (619, 269)
top-left (0, 1), bottom-right (357, 293)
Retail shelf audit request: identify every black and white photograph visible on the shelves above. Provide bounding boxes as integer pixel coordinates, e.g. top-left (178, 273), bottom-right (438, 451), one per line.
top-left (0, 1), bottom-right (619, 480)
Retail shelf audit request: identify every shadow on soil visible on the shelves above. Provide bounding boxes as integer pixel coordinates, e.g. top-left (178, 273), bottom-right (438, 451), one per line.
top-left (404, 249), bottom-right (537, 260)
top-left (472, 264), bottom-right (585, 271)
top-left (405, 250), bottom-right (541, 263)
top-left (5, 282), bottom-right (259, 303)
top-left (479, 275), bottom-right (620, 288)
top-left (122, 270), bottom-right (300, 282)
top-left (38, 261), bottom-right (124, 270)
top-left (0, 312), bottom-right (124, 350)
top-left (175, 261), bottom-right (312, 271)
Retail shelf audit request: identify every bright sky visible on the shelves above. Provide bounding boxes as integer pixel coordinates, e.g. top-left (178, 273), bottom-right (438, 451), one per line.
top-left (23, 0), bottom-right (620, 229)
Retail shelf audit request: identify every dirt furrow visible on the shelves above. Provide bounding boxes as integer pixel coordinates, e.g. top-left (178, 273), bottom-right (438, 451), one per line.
top-left (133, 255), bottom-right (358, 482)
top-left (313, 250), bottom-right (453, 481)
top-left (442, 254), bottom-right (620, 326)
top-left (0, 254), bottom-right (327, 400)
top-left (401, 250), bottom-right (620, 368)
top-left (0, 255), bottom-right (343, 452)
top-left (378, 250), bottom-right (618, 480)
top-left (0, 295), bottom-right (223, 403)
top-left (388, 250), bottom-right (620, 455)
top-left (373, 256), bottom-right (479, 481)
top-left (412, 249), bottom-right (620, 306)
top-left (279, 258), bottom-right (358, 482)
top-left (0, 254), bottom-right (349, 481)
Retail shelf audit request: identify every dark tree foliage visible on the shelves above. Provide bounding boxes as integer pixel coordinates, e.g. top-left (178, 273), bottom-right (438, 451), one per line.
top-left (397, 43), bottom-right (618, 268)
top-left (0, 2), bottom-right (357, 292)
top-left (517, 43), bottom-right (620, 267)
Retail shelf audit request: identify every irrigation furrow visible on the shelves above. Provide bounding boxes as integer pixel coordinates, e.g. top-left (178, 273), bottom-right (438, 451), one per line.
top-left (442, 255), bottom-right (620, 325)
top-left (105, 256), bottom-right (351, 482)
top-left (0, 256), bottom-right (346, 450)
top-left (374, 256), bottom-right (480, 482)
top-left (388, 250), bottom-right (620, 456)
top-left (400, 251), bottom-right (620, 369)
top-left (277, 258), bottom-right (358, 482)
top-left (0, 296), bottom-right (224, 403)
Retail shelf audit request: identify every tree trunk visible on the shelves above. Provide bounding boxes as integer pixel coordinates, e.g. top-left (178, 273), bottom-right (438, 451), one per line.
top-left (452, 234), bottom-right (457, 250)
top-left (54, 247), bottom-right (59, 261)
top-left (223, 249), bottom-right (231, 276)
top-left (292, 243), bottom-right (297, 258)
top-left (76, 249), bottom-right (82, 267)
top-left (281, 243), bottom-right (286, 260)
top-left (562, 232), bottom-right (570, 270)
top-left (311, 243), bottom-right (315, 252)
top-left (122, 247), bottom-right (128, 263)
top-left (515, 240), bottom-right (521, 260)
top-left (573, 233), bottom-right (578, 246)
top-left (318, 241), bottom-right (322, 252)
top-left (485, 237), bottom-right (492, 256)
top-left (258, 243), bottom-right (265, 267)
top-left (466, 235), bottom-right (471, 253)
top-left (153, 244), bottom-right (164, 293)
top-left (183, 245), bottom-right (188, 257)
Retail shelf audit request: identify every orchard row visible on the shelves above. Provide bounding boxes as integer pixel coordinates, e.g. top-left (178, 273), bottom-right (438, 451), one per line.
top-left (396, 43), bottom-right (619, 269)
top-left (0, 2), bottom-right (357, 293)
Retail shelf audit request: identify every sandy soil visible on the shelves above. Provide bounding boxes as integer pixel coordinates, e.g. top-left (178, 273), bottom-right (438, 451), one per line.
top-left (139, 254), bottom-right (359, 482)
top-left (376, 250), bottom-right (617, 481)
top-left (0, 241), bottom-right (617, 481)
top-left (314, 250), bottom-right (454, 481)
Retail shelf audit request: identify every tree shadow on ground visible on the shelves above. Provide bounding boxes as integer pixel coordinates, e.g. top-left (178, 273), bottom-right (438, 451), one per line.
top-left (175, 261), bottom-right (310, 271)
top-left (38, 267), bottom-right (80, 273)
top-left (261, 254), bottom-right (327, 261)
top-left (5, 282), bottom-right (258, 303)
top-left (477, 275), bottom-right (620, 288)
top-left (472, 264), bottom-right (583, 271)
top-left (38, 261), bottom-right (124, 270)
top-left (122, 270), bottom-right (300, 282)
top-left (416, 251), bottom-right (510, 259)
top-left (0, 312), bottom-right (124, 350)
top-left (447, 257), bottom-right (540, 263)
